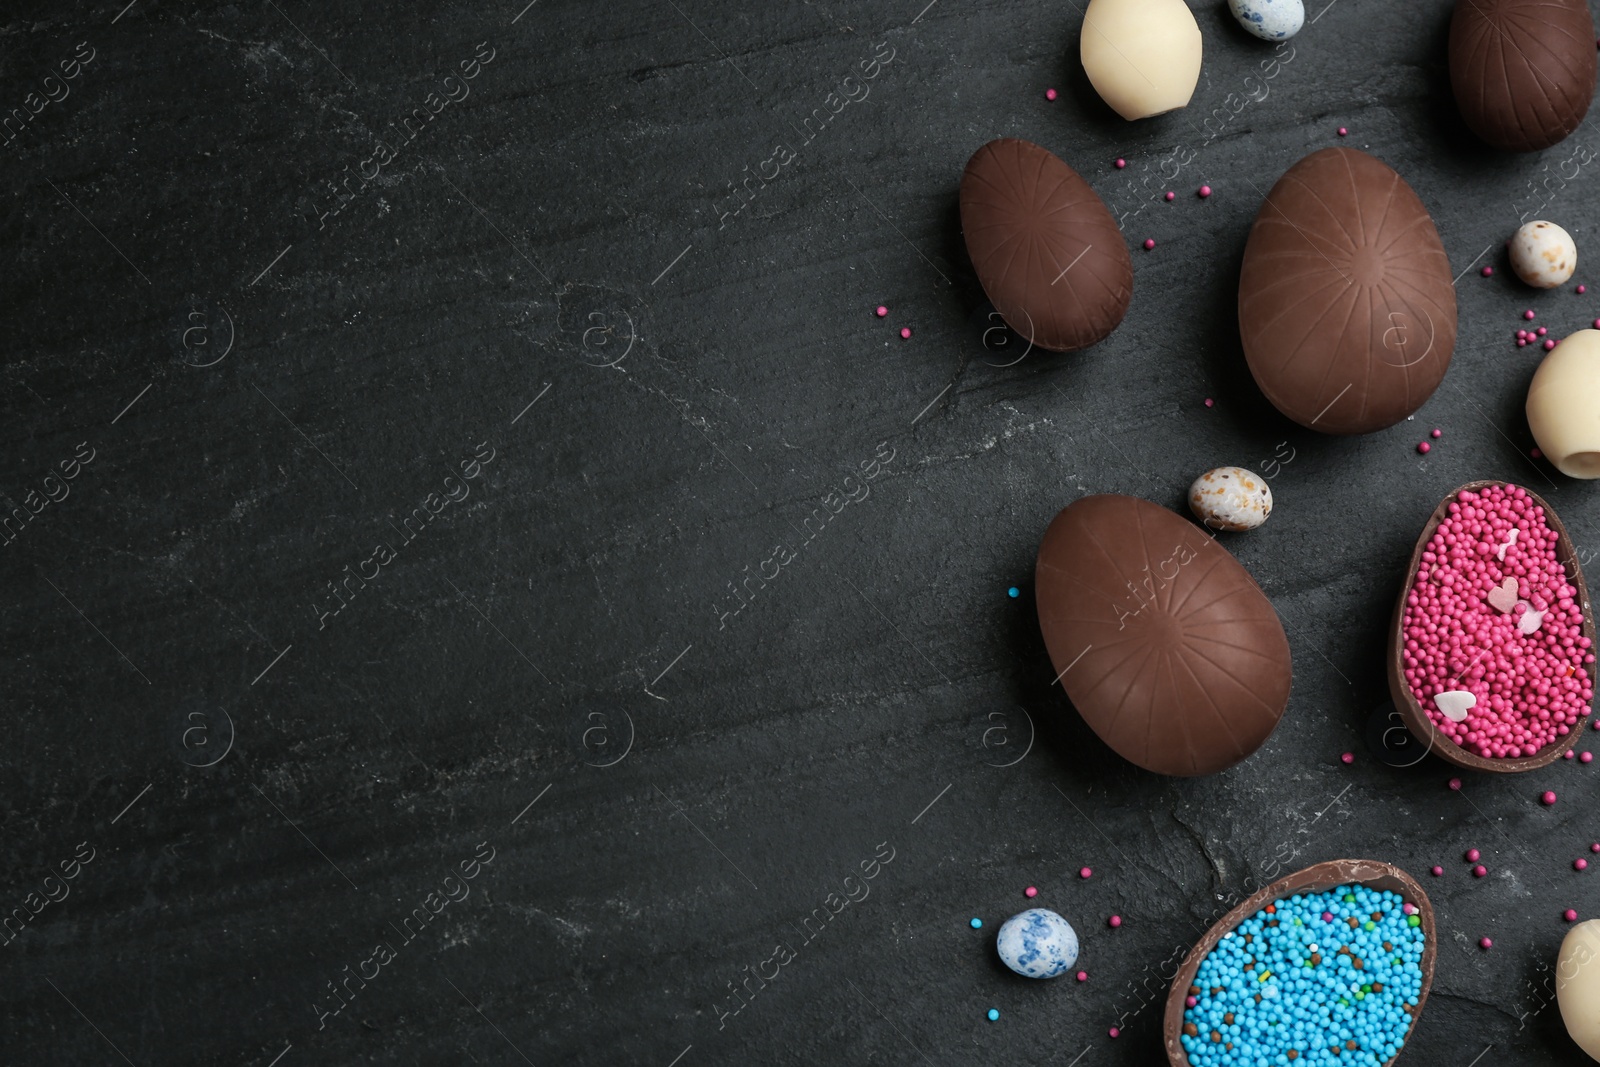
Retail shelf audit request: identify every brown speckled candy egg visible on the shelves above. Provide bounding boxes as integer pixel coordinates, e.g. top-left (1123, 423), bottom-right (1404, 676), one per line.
top-left (1509, 220), bottom-right (1577, 288)
top-left (1188, 467), bottom-right (1272, 531)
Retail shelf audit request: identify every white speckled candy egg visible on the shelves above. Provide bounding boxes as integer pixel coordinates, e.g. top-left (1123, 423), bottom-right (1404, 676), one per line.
top-left (1188, 466), bottom-right (1272, 532)
top-left (1510, 220), bottom-right (1577, 288)
top-left (1556, 919), bottom-right (1600, 1060)
top-left (997, 908), bottom-right (1079, 979)
top-left (1228, 0), bottom-right (1304, 40)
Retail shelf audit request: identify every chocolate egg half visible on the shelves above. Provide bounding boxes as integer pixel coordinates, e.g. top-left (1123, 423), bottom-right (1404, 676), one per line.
top-left (1450, 0), bottom-right (1597, 153)
top-left (1239, 148), bottom-right (1457, 435)
top-left (961, 138), bottom-right (1132, 352)
top-left (1035, 494), bottom-right (1292, 776)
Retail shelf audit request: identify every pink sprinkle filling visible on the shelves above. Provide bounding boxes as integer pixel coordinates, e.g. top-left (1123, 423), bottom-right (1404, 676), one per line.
top-left (1401, 484), bottom-right (1594, 759)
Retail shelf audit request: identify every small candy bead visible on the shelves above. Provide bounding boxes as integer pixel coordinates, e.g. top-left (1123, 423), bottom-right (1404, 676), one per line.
top-left (875, 305), bottom-right (888, 317)
top-left (1474, 865), bottom-right (1488, 877)
top-left (899, 327), bottom-right (912, 340)
top-left (1024, 886), bottom-right (1038, 898)
top-left (987, 1008), bottom-right (1000, 1021)
top-left (1342, 751), bottom-right (1356, 763)
top-left (1164, 191), bottom-right (1175, 201)
top-left (1482, 266), bottom-right (1494, 277)
top-left (1542, 790), bottom-right (1557, 805)
top-left (1480, 937), bottom-right (1493, 949)
top-left (1432, 428), bottom-right (1442, 438)
top-left (1077, 971), bottom-right (1088, 982)
top-left (1567, 909), bottom-right (1580, 921)
top-left (1449, 778), bottom-right (1462, 790)
top-left (1143, 239), bottom-right (1155, 250)
top-left (1583, 751), bottom-right (1594, 763)
top-left (1466, 849), bottom-right (1480, 862)
top-left (1578, 859), bottom-right (1590, 871)
top-left (970, 917), bottom-right (983, 929)
top-left (1431, 866), bottom-right (1443, 876)
top-left (1114, 158), bottom-right (1126, 169)
top-left (1108, 915), bottom-right (1122, 928)
top-left (1079, 867), bottom-right (1093, 879)
top-left (1526, 310), bottom-right (1537, 320)
top-left (1417, 442), bottom-right (1431, 455)
top-left (1198, 185), bottom-right (1212, 198)
top-left (1338, 126), bottom-right (1348, 136)
top-left (1045, 88), bottom-right (1058, 101)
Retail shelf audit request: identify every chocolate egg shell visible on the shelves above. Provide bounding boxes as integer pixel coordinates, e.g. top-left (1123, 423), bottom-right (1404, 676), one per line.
top-left (1449, 0), bottom-right (1597, 153)
top-left (1034, 494), bottom-right (1292, 776)
top-left (1386, 481), bottom-right (1596, 773)
top-left (1163, 859), bottom-right (1436, 1067)
top-left (1238, 148), bottom-right (1457, 435)
top-left (960, 138), bottom-right (1132, 353)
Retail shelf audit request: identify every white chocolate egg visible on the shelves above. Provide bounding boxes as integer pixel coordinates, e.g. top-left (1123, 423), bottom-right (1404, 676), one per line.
top-left (1557, 919), bottom-right (1600, 1061)
top-left (1080, 0), bottom-right (1202, 121)
top-left (1510, 220), bottom-right (1577, 288)
top-left (1228, 0), bottom-right (1304, 40)
top-left (1526, 328), bottom-right (1600, 478)
top-left (1188, 467), bottom-right (1272, 532)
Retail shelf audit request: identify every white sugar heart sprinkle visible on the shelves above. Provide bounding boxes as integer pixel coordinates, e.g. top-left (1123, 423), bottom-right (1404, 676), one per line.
top-left (1486, 576), bottom-right (1520, 614)
top-left (1496, 528), bottom-right (1518, 562)
top-left (1518, 607), bottom-right (1547, 635)
top-left (1434, 690), bottom-right (1477, 722)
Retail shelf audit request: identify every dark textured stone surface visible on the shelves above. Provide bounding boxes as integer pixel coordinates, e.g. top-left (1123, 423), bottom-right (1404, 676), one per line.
top-left (0, 1), bottom-right (1597, 1064)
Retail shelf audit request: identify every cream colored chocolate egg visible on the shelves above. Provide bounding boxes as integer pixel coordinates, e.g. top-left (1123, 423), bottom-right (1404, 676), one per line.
top-left (1080, 0), bottom-right (1202, 121)
top-left (1557, 918), bottom-right (1600, 1061)
top-left (1188, 467), bottom-right (1272, 532)
top-left (1510, 220), bottom-right (1577, 288)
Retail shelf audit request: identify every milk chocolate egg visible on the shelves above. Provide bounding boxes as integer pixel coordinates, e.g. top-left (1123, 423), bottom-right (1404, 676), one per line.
top-left (1558, 919), bottom-right (1600, 1061)
top-left (1238, 148), bottom-right (1457, 435)
top-left (1035, 494), bottom-right (1292, 776)
top-left (1450, 0), bottom-right (1597, 153)
top-left (961, 139), bottom-right (1132, 352)
top-left (1081, 0), bottom-right (1203, 120)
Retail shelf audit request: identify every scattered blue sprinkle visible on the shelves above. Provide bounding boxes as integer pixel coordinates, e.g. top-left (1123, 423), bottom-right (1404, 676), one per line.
top-left (970, 917), bottom-right (983, 929)
top-left (987, 1008), bottom-right (1000, 1021)
top-left (1007, 586), bottom-right (1020, 598)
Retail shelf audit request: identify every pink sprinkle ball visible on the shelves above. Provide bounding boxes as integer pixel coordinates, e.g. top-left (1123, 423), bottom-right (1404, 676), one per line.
top-left (1593, 843), bottom-right (1600, 852)
top-left (1569, 909), bottom-right (1581, 921)
top-left (1431, 866), bottom-right (1444, 876)
top-left (1322, 911), bottom-right (1334, 923)
top-left (1403, 902), bottom-right (1419, 915)
top-left (1341, 751), bottom-right (1355, 763)
top-left (1165, 191), bottom-right (1175, 201)
top-left (1108, 915), bottom-right (1122, 928)
top-left (1199, 185), bottom-right (1212, 198)
top-left (1024, 886), bottom-right (1038, 898)
top-left (1400, 483), bottom-right (1594, 759)
top-left (875, 305), bottom-right (888, 317)
top-left (1579, 859), bottom-right (1590, 871)
top-left (1204, 397), bottom-right (1214, 408)
top-left (1546, 339), bottom-right (1557, 350)
top-left (1532, 448), bottom-right (1544, 459)
top-left (1109, 1027), bottom-right (1120, 1038)
top-left (1594, 318), bottom-right (1600, 329)
top-left (1583, 751), bottom-right (1594, 762)
top-left (1483, 266), bottom-right (1494, 277)
top-left (1542, 790), bottom-right (1558, 805)
top-left (1566, 750), bottom-right (1576, 759)
top-left (1080, 867), bottom-right (1093, 879)
top-left (1338, 127), bottom-right (1348, 136)
top-left (1046, 88), bottom-right (1058, 101)
top-left (1480, 937), bottom-right (1493, 949)
top-left (1418, 442), bottom-right (1431, 455)
top-left (1449, 778), bottom-right (1462, 790)
top-left (1539, 326), bottom-right (1549, 336)
top-left (1580, 284), bottom-right (1588, 294)
top-left (1185, 994), bottom-right (1197, 1005)
top-left (1474, 864), bottom-right (1488, 877)
top-left (1526, 310), bottom-right (1538, 320)
top-left (1518, 338), bottom-right (1528, 348)
top-left (1078, 971), bottom-right (1089, 982)
top-left (1466, 849), bottom-right (1481, 862)
top-left (899, 327), bottom-right (912, 340)
top-left (1432, 428), bottom-right (1443, 438)
top-left (1115, 158), bottom-right (1126, 169)
top-left (1143, 238), bottom-right (1156, 250)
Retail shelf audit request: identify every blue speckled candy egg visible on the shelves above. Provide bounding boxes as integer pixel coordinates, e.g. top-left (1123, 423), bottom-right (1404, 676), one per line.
top-left (996, 908), bottom-right (1079, 979)
top-left (1227, 0), bottom-right (1304, 40)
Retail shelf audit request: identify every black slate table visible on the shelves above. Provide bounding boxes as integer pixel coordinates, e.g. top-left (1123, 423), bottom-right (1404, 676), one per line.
top-left (3, 1), bottom-right (1598, 1063)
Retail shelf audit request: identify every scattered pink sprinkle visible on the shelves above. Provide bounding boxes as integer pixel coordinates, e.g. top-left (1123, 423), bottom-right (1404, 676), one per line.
top-left (1108, 915), bottom-right (1122, 928)
top-left (1474, 864), bottom-right (1488, 877)
top-left (1567, 909), bottom-right (1580, 921)
top-left (1580, 285), bottom-right (1588, 294)
top-left (1518, 330), bottom-right (1528, 339)
top-left (875, 305), bottom-right (887, 318)
top-left (1417, 442), bottom-right (1431, 455)
top-left (1322, 911), bottom-right (1334, 923)
top-left (1449, 778), bottom-right (1462, 790)
top-left (1431, 866), bottom-right (1444, 876)
top-left (1593, 843), bottom-right (1600, 852)
top-left (1431, 428), bottom-right (1442, 438)
top-left (1480, 937), bottom-right (1493, 949)
top-left (1046, 88), bottom-right (1058, 101)
top-left (1526, 310), bottom-right (1537, 320)
top-left (1579, 859), bottom-right (1590, 871)
top-left (1542, 790), bottom-right (1558, 805)
top-left (1143, 238), bottom-right (1155, 250)
top-left (1079, 867), bottom-right (1093, 879)
top-left (1482, 266), bottom-right (1494, 277)
top-left (1546, 339), bottom-right (1558, 350)
top-left (1338, 127), bottom-right (1348, 136)
top-left (1341, 751), bottom-right (1355, 763)
top-left (1518, 338), bottom-right (1529, 347)
top-left (1115, 158), bottom-right (1126, 169)
top-left (1532, 447), bottom-right (1544, 459)
top-left (1566, 750), bottom-right (1576, 759)
top-left (1594, 318), bottom-right (1600, 329)
top-left (1109, 1027), bottom-right (1120, 1038)
top-left (1024, 885), bottom-right (1038, 898)
top-left (1185, 993), bottom-right (1197, 1005)
top-left (1204, 397), bottom-right (1214, 408)
top-left (1403, 902), bottom-right (1418, 915)
top-left (1583, 751), bottom-right (1594, 763)
top-left (1466, 848), bottom-right (1481, 862)
top-left (1199, 185), bottom-right (1212, 198)
top-left (899, 327), bottom-right (912, 340)
top-left (1164, 191), bottom-right (1175, 201)
top-left (1538, 326), bottom-right (1548, 336)
top-left (1078, 971), bottom-right (1089, 982)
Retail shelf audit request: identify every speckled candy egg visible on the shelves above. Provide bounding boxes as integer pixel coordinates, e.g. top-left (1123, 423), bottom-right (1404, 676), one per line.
top-left (1227, 0), bottom-right (1304, 40)
top-left (1510, 220), bottom-right (1577, 288)
top-left (996, 908), bottom-right (1079, 979)
top-left (1188, 466), bottom-right (1272, 532)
